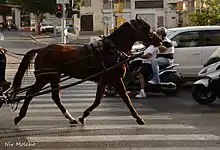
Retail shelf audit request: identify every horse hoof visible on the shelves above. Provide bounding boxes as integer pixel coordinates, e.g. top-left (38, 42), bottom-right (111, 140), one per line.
top-left (136, 118), bottom-right (146, 125)
top-left (14, 117), bottom-right (20, 126)
top-left (70, 119), bottom-right (78, 125)
top-left (78, 118), bottom-right (85, 125)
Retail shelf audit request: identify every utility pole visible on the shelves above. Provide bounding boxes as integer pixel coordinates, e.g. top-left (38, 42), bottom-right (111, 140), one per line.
top-left (56, 0), bottom-right (69, 44)
top-left (110, 0), bottom-right (114, 31)
top-left (61, 3), bottom-right (67, 44)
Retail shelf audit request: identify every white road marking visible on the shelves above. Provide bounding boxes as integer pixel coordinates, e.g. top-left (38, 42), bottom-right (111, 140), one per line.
top-left (19, 124), bottom-right (197, 131)
top-left (0, 33), bottom-right (4, 40)
top-left (22, 115), bottom-right (172, 121)
top-left (26, 108), bottom-right (153, 113)
top-left (26, 103), bottom-right (144, 108)
top-left (27, 134), bottom-right (220, 142)
top-left (33, 147), bottom-right (220, 150)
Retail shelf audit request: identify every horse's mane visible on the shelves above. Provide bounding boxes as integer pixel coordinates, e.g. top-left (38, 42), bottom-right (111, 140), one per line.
top-left (106, 21), bottom-right (137, 53)
top-left (107, 21), bottom-right (133, 39)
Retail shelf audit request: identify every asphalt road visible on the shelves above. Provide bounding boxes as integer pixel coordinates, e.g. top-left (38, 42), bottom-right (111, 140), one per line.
top-left (1, 31), bottom-right (220, 150)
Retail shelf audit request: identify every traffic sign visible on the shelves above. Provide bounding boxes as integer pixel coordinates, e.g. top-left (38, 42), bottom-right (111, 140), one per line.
top-left (56, 0), bottom-right (69, 4)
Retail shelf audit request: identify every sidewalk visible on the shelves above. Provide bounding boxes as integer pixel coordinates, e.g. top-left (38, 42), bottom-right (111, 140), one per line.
top-left (23, 32), bottom-right (98, 46)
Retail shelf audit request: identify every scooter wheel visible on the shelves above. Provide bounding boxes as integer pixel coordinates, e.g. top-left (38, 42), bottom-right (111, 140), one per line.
top-left (192, 85), bottom-right (216, 105)
top-left (104, 85), bottom-right (117, 97)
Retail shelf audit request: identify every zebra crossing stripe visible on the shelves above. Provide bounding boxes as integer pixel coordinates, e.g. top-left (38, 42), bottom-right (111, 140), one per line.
top-left (26, 108), bottom-right (154, 113)
top-left (22, 115), bottom-right (172, 121)
top-left (26, 103), bottom-right (144, 108)
top-left (28, 97), bottom-right (122, 102)
top-left (26, 134), bottom-right (220, 142)
top-left (19, 124), bottom-right (197, 130)
top-left (33, 147), bottom-right (220, 150)
top-left (36, 93), bottom-right (97, 97)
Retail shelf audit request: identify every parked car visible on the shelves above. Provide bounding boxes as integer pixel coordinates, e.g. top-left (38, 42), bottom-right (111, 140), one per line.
top-left (31, 22), bottom-right (54, 33)
top-left (134, 26), bottom-right (220, 80)
top-left (167, 26), bottom-right (220, 80)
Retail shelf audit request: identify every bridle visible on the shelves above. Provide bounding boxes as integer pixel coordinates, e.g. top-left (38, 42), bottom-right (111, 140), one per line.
top-left (129, 20), bottom-right (156, 42)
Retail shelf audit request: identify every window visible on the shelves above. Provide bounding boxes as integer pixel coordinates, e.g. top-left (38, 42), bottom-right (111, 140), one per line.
top-left (135, 0), bottom-right (163, 9)
top-left (200, 30), bottom-right (220, 46)
top-left (82, 0), bottom-right (91, 7)
top-left (172, 31), bottom-right (201, 48)
top-left (103, 0), bottom-right (131, 9)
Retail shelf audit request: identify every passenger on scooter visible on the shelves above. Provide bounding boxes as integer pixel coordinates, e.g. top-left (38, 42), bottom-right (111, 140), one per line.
top-left (135, 45), bottom-right (157, 98)
top-left (148, 27), bottom-right (174, 84)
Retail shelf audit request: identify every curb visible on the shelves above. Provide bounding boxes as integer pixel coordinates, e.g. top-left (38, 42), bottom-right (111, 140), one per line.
top-left (28, 34), bottom-right (49, 45)
top-left (22, 32), bottom-right (91, 46)
top-left (22, 32), bottom-right (49, 45)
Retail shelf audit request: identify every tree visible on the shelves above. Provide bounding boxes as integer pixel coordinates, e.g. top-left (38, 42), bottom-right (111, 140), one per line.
top-left (185, 0), bottom-right (220, 26)
top-left (1, 0), bottom-right (84, 34)
top-left (74, 0), bottom-right (84, 9)
top-left (19, 0), bottom-right (57, 34)
top-left (20, 0), bottom-right (83, 34)
top-left (0, 0), bottom-right (12, 26)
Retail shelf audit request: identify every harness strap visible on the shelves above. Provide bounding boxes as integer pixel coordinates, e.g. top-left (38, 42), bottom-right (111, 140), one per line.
top-left (92, 41), bottom-right (106, 70)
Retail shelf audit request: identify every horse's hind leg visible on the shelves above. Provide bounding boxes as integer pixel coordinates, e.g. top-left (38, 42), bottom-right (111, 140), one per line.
top-left (113, 77), bottom-right (146, 125)
top-left (79, 77), bottom-right (106, 125)
top-left (50, 75), bottom-right (78, 124)
top-left (14, 77), bottom-right (48, 125)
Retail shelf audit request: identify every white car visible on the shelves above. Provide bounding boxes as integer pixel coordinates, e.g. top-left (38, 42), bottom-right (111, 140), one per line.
top-left (167, 26), bottom-right (220, 79)
top-left (31, 22), bottom-right (54, 33)
top-left (133, 26), bottom-right (220, 79)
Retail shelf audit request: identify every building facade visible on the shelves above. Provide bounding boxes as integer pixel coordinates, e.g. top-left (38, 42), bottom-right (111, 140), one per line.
top-left (80, 0), bottom-right (104, 32)
top-left (102, 0), bottom-right (186, 32)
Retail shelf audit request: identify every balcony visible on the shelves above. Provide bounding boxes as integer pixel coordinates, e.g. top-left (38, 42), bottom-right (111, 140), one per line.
top-left (167, 0), bottom-right (182, 4)
top-left (103, 2), bottom-right (131, 9)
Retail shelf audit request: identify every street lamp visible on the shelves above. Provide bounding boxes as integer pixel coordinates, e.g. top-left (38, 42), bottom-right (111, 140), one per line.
top-left (110, 0), bottom-right (114, 31)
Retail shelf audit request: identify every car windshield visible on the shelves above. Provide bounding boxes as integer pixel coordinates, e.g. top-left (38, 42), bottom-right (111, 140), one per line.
top-left (204, 48), bottom-right (220, 67)
top-left (41, 23), bottom-right (48, 26)
top-left (167, 29), bottom-right (178, 38)
top-left (209, 48), bottom-right (220, 59)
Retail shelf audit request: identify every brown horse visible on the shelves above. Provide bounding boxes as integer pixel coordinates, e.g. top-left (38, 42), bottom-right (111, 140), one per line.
top-left (8, 17), bottom-right (162, 126)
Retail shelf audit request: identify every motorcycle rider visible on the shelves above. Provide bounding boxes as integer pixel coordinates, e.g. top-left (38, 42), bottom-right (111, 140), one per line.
top-left (135, 44), bottom-right (157, 98)
top-left (148, 27), bottom-right (174, 84)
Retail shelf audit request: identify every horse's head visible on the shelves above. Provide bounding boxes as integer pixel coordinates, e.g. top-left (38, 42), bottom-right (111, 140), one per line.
top-left (130, 16), bottom-right (162, 48)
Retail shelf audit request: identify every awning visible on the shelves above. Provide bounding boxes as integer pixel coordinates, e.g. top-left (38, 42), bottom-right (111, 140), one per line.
top-left (0, 4), bottom-right (21, 8)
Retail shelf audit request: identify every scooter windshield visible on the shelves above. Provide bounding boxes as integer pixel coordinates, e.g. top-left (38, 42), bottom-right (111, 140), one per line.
top-left (204, 48), bottom-right (220, 67)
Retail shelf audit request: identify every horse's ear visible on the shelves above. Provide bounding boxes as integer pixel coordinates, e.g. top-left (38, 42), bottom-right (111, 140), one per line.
top-left (135, 15), bottom-right (141, 22)
top-left (135, 14), bottom-right (138, 20)
top-left (138, 16), bottom-right (143, 21)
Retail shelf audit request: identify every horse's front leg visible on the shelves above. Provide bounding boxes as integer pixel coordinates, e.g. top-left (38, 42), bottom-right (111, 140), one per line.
top-left (113, 77), bottom-right (146, 125)
top-left (79, 77), bottom-right (106, 125)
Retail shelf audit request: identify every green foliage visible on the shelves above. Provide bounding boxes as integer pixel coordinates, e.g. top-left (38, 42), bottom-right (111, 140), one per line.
top-left (0, 0), bottom-right (11, 16)
top-left (20, 0), bottom-right (57, 15)
top-left (73, 0), bottom-right (84, 9)
top-left (186, 0), bottom-right (220, 26)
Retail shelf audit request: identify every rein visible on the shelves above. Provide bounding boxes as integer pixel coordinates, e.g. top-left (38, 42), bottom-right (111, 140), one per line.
top-left (129, 21), bottom-right (155, 41)
top-left (3, 49), bottom-right (27, 56)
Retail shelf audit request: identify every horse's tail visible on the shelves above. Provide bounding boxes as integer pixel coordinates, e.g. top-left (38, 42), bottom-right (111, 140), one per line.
top-left (11, 48), bottom-right (41, 95)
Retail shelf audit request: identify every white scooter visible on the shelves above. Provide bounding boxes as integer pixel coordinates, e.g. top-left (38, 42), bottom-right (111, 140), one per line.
top-left (192, 48), bottom-right (220, 105)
